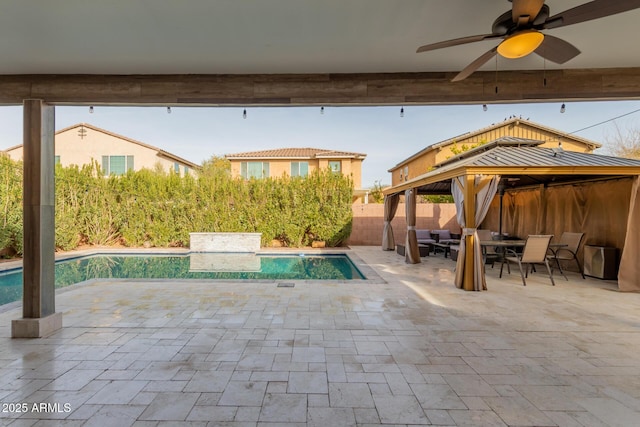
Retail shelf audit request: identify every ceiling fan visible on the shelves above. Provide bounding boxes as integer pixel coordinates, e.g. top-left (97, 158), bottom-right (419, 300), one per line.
top-left (416, 0), bottom-right (640, 82)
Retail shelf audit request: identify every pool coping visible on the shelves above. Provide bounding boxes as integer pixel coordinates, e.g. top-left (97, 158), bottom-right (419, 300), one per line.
top-left (0, 247), bottom-right (386, 313)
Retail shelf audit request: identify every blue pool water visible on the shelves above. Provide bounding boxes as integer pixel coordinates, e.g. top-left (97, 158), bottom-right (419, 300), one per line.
top-left (0, 253), bottom-right (365, 306)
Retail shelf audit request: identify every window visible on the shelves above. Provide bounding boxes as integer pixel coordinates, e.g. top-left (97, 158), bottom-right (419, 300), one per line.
top-left (102, 155), bottom-right (134, 176)
top-left (404, 166), bottom-right (409, 181)
top-left (184, 166), bottom-right (190, 175)
top-left (174, 162), bottom-right (180, 174)
top-left (329, 161), bottom-right (341, 173)
top-left (54, 155), bottom-right (60, 165)
top-left (240, 161), bottom-right (270, 179)
top-left (290, 161), bottom-right (309, 177)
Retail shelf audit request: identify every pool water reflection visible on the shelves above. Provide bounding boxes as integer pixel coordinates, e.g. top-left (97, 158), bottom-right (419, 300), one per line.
top-left (0, 253), bottom-right (365, 306)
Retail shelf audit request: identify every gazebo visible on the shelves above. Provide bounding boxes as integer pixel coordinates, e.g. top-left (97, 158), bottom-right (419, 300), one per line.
top-left (382, 138), bottom-right (640, 292)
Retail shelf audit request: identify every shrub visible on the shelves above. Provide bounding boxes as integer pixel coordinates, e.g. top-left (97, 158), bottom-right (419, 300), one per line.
top-left (0, 156), bottom-right (353, 254)
top-left (0, 157), bottom-right (354, 256)
top-left (0, 156), bottom-right (23, 256)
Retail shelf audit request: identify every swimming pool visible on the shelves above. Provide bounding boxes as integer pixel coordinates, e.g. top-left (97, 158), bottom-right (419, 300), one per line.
top-left (0, 253), bottom-right (365, 306)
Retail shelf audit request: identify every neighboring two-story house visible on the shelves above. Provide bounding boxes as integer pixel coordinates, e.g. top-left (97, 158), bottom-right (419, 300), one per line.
top-left (225, 147), bottom-right (368, 201)
top-left (4, 123), bottom-right (199, 176)
top-left (388, 118), bottom-right (601, 186)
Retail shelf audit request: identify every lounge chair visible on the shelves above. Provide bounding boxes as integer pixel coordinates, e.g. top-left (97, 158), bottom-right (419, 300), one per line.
top-left (548, 232), bottom-right (586, 280)
top-left (500, 235), bottom-right (556, 286)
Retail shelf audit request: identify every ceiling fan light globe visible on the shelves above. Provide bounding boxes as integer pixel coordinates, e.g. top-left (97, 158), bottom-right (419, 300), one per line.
top-left (497, 30), bottom-right (545, 59)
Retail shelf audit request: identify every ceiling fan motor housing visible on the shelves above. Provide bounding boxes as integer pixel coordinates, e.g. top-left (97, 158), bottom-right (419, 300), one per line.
top-left (492, 5), bottom-right (550, 36)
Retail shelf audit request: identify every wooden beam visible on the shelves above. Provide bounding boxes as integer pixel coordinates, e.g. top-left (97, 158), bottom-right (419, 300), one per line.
top-left (1, 68), bottom-right (640, 105)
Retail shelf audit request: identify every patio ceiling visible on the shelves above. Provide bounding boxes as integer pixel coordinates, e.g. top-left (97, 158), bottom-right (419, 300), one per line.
top-left (2, 1), bottom-right (640, 105)
top-left (3, 1), bottom-right (640, 75)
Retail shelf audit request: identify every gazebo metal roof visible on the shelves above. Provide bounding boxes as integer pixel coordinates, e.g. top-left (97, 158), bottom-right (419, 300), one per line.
top-left (384, 139), bottom-right (640, 196)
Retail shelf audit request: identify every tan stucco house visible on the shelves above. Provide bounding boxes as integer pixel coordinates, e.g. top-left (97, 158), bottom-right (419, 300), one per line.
top-left (4, 123), bottom-right (199, 176)
top-left (225, 147), bottom-right (367, 201)
top-left (388, 118), bottom-right (601, 186)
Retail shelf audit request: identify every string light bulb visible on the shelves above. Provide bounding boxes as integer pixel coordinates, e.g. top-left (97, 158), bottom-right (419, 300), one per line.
top-left (89, 106), bottom-right (94, 114)
top-left (243, 109), bottom-right (247, 119)
top-left (560, 103), bottom-right (566, 113)
top-left (167, 106), bottom-right (171, 114)
top-left (320, 106), bottom-right (324, 115)
top-left (483, 104), bottom-right (488, 112)
top-left (400, 107), bottom-right (404, 118)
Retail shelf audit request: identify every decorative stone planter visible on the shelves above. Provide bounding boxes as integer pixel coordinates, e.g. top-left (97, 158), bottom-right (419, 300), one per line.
top-left (189, 232), bottom-right (261, 253)
top-left (189, 253), bottom-right (260, 272)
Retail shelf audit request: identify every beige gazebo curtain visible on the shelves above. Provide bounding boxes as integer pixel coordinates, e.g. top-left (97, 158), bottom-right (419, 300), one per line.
top-left (618, 176), bottom-right (640, 291)
top-left (405, 188), bottom-right (421, 264)
top-left (453, 175), bottom-right (500, 290)
top-left (485, 178), bottom-right (633, 277)
top-left (382, 193), bottom-right (400, 251)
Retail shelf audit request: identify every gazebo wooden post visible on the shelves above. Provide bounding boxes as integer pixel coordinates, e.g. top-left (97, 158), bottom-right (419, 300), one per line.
top-left (463, 174), bottom-right (476, 291)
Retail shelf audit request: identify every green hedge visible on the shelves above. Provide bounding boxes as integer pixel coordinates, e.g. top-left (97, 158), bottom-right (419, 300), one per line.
top-left (0, 156), bottom-right (23, 255)
top-left (0, 156), bottom-right (353, 256)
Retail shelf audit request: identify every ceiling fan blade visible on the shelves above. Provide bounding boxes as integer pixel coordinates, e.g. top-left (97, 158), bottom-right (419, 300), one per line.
top-left (544, 0), bottom-right (640, 29)
top-left (451, 47), bottom-right (498, 82)
top-left (511, 0), bottom-right (545, 23)
top-left (534, 35), bottom-right (580, 64)
top-left (417, 34), bottom-right (499, 53)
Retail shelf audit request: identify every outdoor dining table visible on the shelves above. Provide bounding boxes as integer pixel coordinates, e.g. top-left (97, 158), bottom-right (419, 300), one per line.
top-left (479, 240), bottom-right (568, 250)
top-left (479, 240), bottom-right (568, 266)
top-left (480, 240), bottom-right (525, 248)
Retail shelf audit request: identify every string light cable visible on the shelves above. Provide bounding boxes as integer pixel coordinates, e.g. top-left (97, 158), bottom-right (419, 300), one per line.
top-left (568, 107), bottom-right (640, 135)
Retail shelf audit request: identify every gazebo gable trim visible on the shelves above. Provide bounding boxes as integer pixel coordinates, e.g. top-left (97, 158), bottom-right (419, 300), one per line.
top-left (387, 118), bottom-right (603, 172)
top-left (384, 165), bottom-right (640, 196)
top-left (384, 143), bottom-right (640, 197)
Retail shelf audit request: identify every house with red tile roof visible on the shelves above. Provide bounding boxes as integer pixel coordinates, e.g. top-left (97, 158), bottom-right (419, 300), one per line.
top-left (225, 147), bottom-right (367, 201)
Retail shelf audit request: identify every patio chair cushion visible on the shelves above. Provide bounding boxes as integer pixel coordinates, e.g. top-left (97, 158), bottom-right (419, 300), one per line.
top-left (415, 229), bottom-right (431, 240)
top-left (415, 229), bottom-right (435, 245)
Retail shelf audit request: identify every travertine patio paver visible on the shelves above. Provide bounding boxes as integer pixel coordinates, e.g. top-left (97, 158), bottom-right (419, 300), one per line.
top-left (0, 246), bottom-right (639, 426)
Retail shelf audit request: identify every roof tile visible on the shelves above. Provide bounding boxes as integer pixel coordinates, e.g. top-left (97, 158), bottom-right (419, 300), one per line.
top-left (225, 147), bottom-right (366, 159)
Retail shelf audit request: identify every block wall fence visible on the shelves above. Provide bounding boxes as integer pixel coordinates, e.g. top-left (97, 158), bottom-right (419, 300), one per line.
top-left (347, 203), bottom-right (459, 246)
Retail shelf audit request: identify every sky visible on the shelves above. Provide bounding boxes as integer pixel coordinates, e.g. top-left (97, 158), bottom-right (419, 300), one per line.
top-left (2, 100), bottom-right (640, 188)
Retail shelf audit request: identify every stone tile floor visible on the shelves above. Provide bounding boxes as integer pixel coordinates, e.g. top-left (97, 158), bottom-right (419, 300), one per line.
top-left (0, 246), bottom-right (639, 426)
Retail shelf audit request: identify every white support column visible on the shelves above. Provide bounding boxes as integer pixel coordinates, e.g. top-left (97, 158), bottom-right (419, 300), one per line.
top-left (12, 99), bottom-right (61, 338)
